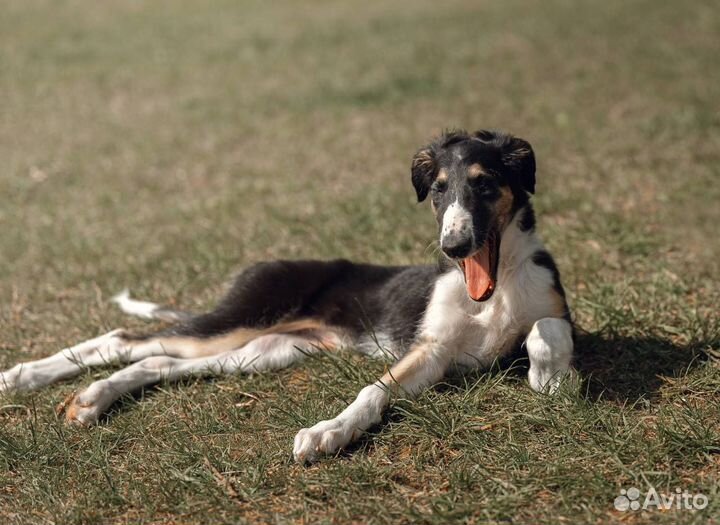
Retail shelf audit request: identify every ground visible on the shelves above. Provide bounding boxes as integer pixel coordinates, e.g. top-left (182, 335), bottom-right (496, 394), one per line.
top-left (1, 0), bottom-right (719, 523)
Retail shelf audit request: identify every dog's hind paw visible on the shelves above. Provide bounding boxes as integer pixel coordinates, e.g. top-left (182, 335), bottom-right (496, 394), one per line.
top-left (0, 366), bottom-right (20, 394)
top-left (57, 381), bottom-right (114, 426)
top-left (293, 418), bottom-right (358, 463)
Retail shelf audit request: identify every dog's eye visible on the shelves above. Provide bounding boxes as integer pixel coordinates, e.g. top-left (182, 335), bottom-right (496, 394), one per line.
top-left (472, 180), bottom-right (498, 198)
top-left (477, 188), bottom-right (500, 199)
top-left (432, 181), bottom-right (447, 193)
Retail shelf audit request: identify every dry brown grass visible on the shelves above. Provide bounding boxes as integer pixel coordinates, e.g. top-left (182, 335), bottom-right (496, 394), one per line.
top-left (1, 0), bottom-right (718, 523)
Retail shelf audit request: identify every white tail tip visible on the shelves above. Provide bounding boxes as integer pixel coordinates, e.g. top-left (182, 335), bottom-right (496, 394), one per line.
top-left (111, 289), bottom-right (161, 320)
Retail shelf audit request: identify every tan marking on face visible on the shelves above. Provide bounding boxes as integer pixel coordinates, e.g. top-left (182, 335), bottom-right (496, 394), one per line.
top-left (494, 187), bottom-right (515, 229)
top-left (467, 163), bottom-right (486, 179)
top-left (436, 169), bottom-right (448, 184)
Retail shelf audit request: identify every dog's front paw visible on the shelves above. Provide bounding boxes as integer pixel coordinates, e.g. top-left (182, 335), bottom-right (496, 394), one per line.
top-left (293, 419), bottom-right (358, 463)
top-left (528, 365), bottom-right (578, 394)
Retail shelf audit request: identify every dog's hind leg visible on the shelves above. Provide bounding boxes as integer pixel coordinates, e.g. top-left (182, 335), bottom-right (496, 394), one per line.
top-left (0, 319), bottom-right (336, 393)
top-left (1, 259), bottom-right (356, 393)
top-left (62, 327), bottom-right (345, 425)
top-left (1, 330), bottom-right (136, 393)
top-left (0, 330), bottom-right (233, 393)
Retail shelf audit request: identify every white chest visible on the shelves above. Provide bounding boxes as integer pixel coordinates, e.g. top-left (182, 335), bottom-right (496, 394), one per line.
top-left (420, 261), bottom-right (555, 368)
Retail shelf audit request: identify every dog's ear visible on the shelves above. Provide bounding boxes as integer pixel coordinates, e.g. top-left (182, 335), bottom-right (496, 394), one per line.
top-left (501, 136), bottom-right (536, 194)
top-left (473, 130), bottom-right (536, 194)
top-left (410, 145), bottom-right (438, 202)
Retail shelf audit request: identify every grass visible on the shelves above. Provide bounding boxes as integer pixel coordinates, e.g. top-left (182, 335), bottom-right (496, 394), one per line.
top-left (1, 0), bottom-right (719, 523)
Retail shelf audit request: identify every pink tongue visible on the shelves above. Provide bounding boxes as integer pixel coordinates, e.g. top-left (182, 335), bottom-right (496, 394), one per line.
top-left (463, 245), bottom-right (493, 301)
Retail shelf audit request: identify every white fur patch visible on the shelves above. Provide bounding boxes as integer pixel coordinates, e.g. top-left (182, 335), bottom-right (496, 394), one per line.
top-left (440, 200), bottom-right (472, 245)
top-left (112, 289), bottom-right (161, 320)
top-left (525, 317), bottom-right (573, 393)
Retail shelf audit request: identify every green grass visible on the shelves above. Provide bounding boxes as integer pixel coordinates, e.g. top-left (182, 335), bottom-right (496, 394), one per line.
top-left (1, 0), bottom-right (719, 523)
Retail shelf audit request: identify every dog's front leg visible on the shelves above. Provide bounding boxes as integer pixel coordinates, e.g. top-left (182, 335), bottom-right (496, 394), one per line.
top-left (525, 317), bottom-right (574, 393)
top-left (293, 337), bottom-right (450, 463)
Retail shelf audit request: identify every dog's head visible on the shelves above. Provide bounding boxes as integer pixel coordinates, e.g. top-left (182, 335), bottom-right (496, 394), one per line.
top-left (411, 129), bottom-right (536, 301)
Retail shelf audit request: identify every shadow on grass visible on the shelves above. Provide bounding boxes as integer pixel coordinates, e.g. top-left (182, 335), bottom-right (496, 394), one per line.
top-left (497, 328), bottom-right (715, 403)
top-left (572, 328), bottom-right (713, 403)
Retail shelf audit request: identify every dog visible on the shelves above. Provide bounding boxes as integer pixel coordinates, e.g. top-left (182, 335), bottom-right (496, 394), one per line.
top-left (0, 129), bottom-right (573, 463)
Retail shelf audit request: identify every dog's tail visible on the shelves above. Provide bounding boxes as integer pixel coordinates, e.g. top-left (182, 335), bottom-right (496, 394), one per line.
top-left (111, 289), bottom-right (193, 323)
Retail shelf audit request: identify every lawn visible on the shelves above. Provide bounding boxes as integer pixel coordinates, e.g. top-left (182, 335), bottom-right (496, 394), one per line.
top-left (1, 0), bottom-right (719, 523)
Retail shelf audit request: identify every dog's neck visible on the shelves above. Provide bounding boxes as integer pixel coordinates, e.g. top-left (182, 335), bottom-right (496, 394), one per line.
top-left (498, 204), bottom-right (543, 275)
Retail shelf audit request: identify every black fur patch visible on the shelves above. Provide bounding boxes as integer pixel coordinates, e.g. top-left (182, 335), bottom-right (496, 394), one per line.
top-left (531, 251), bottom-right (565, 297)
top-left (517, 203), bottom-right (536, 232)
top-left (164, 259), bottom-right (440, 347)
top-left (531, 250), bottom-right (571, 322)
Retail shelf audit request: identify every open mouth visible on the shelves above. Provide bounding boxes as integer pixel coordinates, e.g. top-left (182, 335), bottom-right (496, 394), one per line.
top-left (458, 230), bottom-right (499, 302)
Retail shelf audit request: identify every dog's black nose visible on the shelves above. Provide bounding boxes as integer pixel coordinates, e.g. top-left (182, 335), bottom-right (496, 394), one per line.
top-left (441, 236), bottom-right (473, 259)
